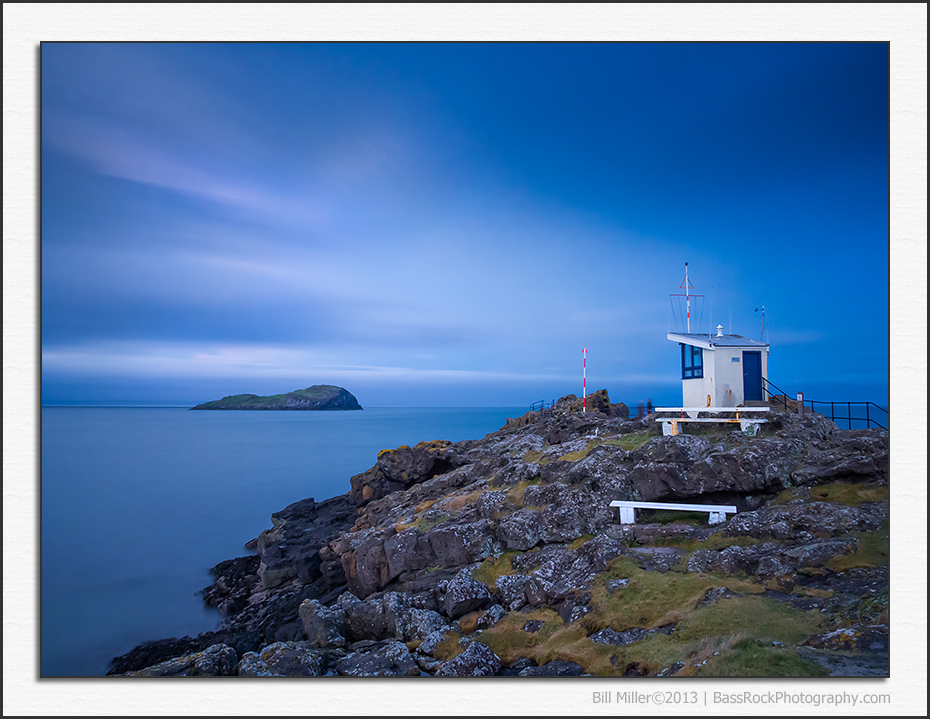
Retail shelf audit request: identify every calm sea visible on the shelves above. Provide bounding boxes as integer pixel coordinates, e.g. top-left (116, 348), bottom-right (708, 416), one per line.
top-left (40, 405), bottom-right (523, 677)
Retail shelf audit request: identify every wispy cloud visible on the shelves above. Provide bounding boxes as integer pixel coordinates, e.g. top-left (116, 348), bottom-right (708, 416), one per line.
top-left (41, 340), bottom-right (571, 386)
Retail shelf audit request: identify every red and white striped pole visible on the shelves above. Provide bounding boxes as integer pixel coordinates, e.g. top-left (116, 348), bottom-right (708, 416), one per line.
top-left (582, 347), bottom-right (587, 413)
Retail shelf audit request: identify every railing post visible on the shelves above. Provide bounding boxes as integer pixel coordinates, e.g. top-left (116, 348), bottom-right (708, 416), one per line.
top-left (797, 392), bottom-right (804, 416)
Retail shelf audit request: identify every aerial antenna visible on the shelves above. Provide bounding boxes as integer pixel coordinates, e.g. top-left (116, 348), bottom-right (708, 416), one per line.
top-left (755, 305), bottom-right (765, 342)
top-left (668, 262), bottom-right (704, 334)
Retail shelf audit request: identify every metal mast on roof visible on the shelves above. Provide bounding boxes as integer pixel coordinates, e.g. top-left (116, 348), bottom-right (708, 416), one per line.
top-left (755, 305), bottom-right (765, 341)
top-left (669, 263), bottom-right (704, 334)
top-left (685, 263), bottom-right (691, 332)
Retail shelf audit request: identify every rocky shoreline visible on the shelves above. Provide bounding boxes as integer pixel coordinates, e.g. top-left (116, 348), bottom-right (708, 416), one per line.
top-left (108, 391), bottom-right (889, 677)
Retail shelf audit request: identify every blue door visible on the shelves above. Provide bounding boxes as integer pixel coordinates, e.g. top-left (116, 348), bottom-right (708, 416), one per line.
top-left (743, 351), bottom-right (763, 402)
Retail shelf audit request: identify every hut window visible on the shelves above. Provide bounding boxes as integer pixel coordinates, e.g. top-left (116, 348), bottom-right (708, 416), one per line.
top-left (681, 344), bottom-right (703, 379)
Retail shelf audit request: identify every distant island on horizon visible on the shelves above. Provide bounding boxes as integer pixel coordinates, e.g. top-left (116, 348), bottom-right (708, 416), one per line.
top-left (190, 385), bottom-right (363, 411)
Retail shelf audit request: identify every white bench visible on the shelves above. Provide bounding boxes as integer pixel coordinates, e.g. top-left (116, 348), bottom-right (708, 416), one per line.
top-left (653, 406), bottom-right (770, 436)
top-left (610, 500), bottom-right (737, 525)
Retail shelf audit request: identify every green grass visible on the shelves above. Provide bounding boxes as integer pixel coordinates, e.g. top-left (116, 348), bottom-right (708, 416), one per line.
top-left (689, 638), bottom-right (829, 677)
top-left (555, 434), bottom-right (654, 463)
top-left (774, 481), bottom-right (889, 507)
top-left (471, 550), bottom-right (521, 588)
top-left (507, 479), bottom-right (543, 507)
top-left (825, 520), bottom-right (889, 571)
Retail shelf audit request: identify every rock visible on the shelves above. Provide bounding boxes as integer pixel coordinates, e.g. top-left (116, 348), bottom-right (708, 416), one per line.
top-left (298, 599), bottom-right (347, 648)
top-left (496, 509), bottom-right (543, 550)
top-left (349, 440), bottom-right (465, 505)
top-left (494, 574), bottom-right (529, 611)
top-left (626, 546), bottom-right (688, 573)
top-left (605, 578), bottom-right (630, 593)
top-left (416, 629), bottom-right (450, 657)
top-left (476, 489), bottom-right (517, 519)
top-left (237, 641), bottom-right (322, 676)
top-left (695, 587), bottom-right (741, 607)
top-left (725, 501), bottom-right (886, 540)
top-left (687, 538), bottom-right (857, 578)
top-left (119, 401), bottom-right (890, 679)
top-left (428, 519), bottom-right (500, 569)
top-left (476, 603), bottom-right (508, 629)
top-left (335, 640), bottom-right (421, 677)
top-left (258, 543), bottom-right (299, 589)
top-left (119, 643), bottom-right (238, 677)
top-left (519, 659), bottom-right (587, 676)
top-left (383, 528), bottom-right (435, 582)
top-left (201, 555), bottom-right (261, 617)
top-left (442, 569), bottom-right (492, 619)
top-left (499, 657), bottom-right (538, 676)
top-left (434, 641), bottom-right (502, 677)
top-left (589, 624), bottom-right (675, 646)
top-left (805, 625), bottom-right (889, 653)
top-left (525, 534), bottom-right (627, 605)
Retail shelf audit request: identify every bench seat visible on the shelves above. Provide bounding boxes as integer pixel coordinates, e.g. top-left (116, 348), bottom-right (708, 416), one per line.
top-left (610, 500), bottom-right (737, 525)
top-left (653, 407), bottom-right (770, 436)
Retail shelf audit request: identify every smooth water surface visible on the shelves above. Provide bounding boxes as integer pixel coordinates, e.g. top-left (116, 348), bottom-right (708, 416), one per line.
top-left (41, 405), bottom-right (522, 676)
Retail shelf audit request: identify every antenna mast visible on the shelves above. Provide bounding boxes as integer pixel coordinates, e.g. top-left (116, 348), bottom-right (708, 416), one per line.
top-left (669, 262), bottom-right (704, 334)
top-left (755, 305), bottom-right (765, 341)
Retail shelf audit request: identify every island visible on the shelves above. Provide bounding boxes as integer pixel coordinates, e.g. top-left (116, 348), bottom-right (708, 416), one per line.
top-left (191, 385), bottom-right (362, 411)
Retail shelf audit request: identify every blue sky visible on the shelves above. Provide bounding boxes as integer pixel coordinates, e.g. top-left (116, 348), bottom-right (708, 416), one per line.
top-left (41, 42), bottom-right (890, 407)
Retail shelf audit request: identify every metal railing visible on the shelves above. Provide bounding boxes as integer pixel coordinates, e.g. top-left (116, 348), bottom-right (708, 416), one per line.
top-left (529, 399), bottom-right (556, 415)
top-left (762, 379), bottom-right (888, 430)
top-left (528, 399), bottom-right (655, 419)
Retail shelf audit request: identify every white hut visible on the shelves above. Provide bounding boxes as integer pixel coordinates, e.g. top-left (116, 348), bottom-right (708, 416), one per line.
top-left (668, 324), bottom-right (769, 407)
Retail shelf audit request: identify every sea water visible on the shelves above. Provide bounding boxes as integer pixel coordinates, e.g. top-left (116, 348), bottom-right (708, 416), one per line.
top-left (40, 405), bottom-right (523, 676)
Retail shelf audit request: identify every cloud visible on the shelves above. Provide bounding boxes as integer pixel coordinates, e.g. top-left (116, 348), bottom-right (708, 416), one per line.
top-left (40, 340), bottom-right (572, 387)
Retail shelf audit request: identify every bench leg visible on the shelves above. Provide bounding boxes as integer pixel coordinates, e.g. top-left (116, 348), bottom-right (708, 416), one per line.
top-left (740, 420), bottom-right (758, 436)
top-left (708, 511), bottom-right (727, 525)
top-left (619, 506), bottom-right (636, 524)
top-left (662, 420), bottom-right (678, 436)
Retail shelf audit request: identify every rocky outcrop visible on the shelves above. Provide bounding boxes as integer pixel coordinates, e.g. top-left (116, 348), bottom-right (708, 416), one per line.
top-left (349, 440), bottom-right (465, 505)
top-left (191, 385), bottom-right (362, 411)
top-left (111, 390), bottom-right (889, 678)
top-left (115, 643), bottom-right (238, 677)
top-left (237, 641), bottom-right (323, 677)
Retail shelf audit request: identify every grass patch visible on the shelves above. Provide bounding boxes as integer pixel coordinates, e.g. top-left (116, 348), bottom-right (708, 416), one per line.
top-left (607, 433), bottom-right (653, 451)
top-left (554, 434), bottom-right (653, 463)
top-left (650, 534), bottom-right (762, 553)
top-left (471, 550), bottom-right (521, 588)
top-left (508, 479), bottom-right (543, 507)
top-left (471, 608), bottom-right (565, 665)
top-left (809, 482), bottom-right (888, 506)
top-left (774, 481), bottom-right (889, 507)
top-left (435, 490), bottom-right (484, 514)
top-left (415, 498), bottom-right (438, 513)
top-left (584, 557), bottom-right (760, 632)
top-left (567, 535), bottom-right (594, 550)
top-left (432, 631), bottom-right (465, 662)
top-left (473, 557), bottom-right (828, 676)
top-left (826, 521), bottom-right (889, 571)
top-left (689, 638), bottom-right (829, 677)
top-left (675, 595), bottom-right (823, 647)
top-left (523, 450), bottom-right (549, 465)
top-left (394, 512), bottom-right (452, 533)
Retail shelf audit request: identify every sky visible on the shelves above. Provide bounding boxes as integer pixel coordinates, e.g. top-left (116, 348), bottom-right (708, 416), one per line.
top-left (40, 41), bottom-right (891, 408)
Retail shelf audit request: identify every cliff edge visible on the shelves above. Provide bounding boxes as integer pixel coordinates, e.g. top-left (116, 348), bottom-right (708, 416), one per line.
top-left (113, 391), bottom-right (889, 678)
